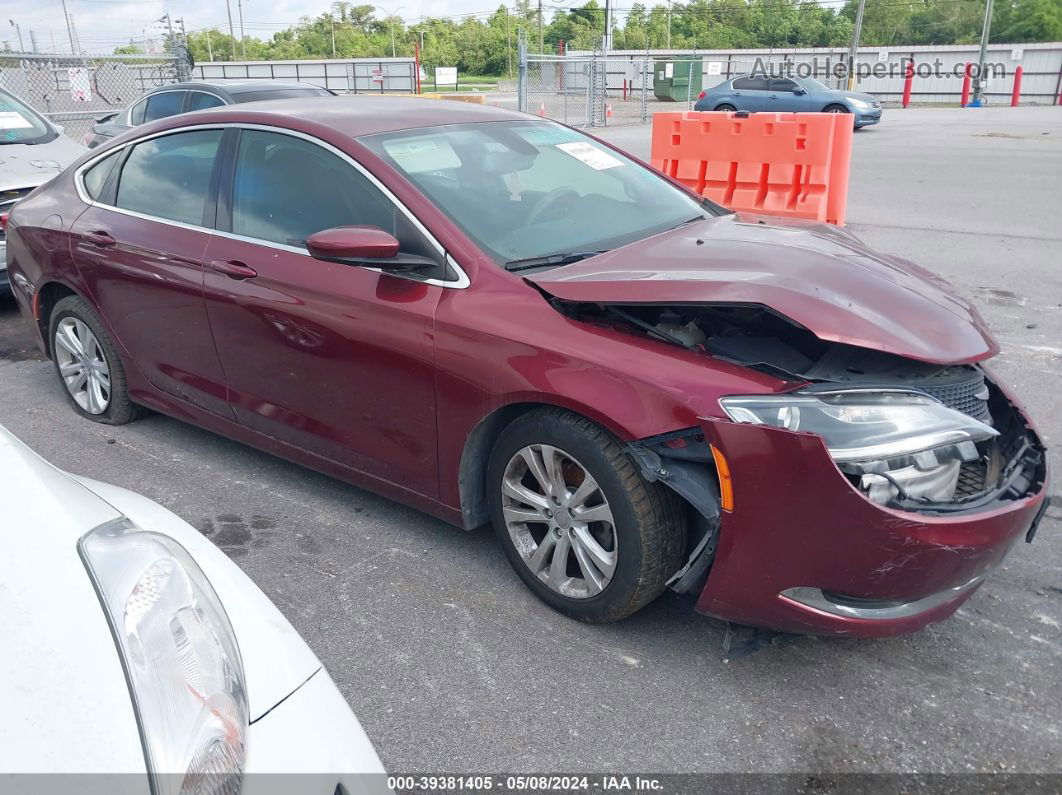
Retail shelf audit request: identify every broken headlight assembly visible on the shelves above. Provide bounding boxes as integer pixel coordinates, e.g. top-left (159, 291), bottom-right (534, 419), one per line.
top-left (720, 389), bottom-right (999, 506)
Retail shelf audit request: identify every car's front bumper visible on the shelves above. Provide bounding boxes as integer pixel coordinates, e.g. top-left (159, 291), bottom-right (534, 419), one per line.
top-left (695, 407), bottom-right (1048, 637)
top-left (243, 668), bottom-right (387, 794)
top-left (855, 107), bottom-right (882, 126)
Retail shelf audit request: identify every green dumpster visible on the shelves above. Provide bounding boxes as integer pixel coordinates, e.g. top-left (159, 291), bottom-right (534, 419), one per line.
top-left (653, 57), bottom-right (704, 102)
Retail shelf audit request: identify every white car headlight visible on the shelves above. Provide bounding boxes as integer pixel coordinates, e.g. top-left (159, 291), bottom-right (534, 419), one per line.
top-left (80, 519), bottom-right (248, 795)
top-left (720, 390), bottom-right (999, 505)
top-left (846, 97), bottom-right (870, 109)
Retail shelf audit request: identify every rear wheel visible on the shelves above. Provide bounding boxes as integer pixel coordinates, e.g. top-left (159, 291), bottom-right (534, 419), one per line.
top-left (715, 103), bottom-right (737, 112)
top-left (49, 295), bottom-right (142, 425)
top-left (487, 409), bottom-right (686, 623)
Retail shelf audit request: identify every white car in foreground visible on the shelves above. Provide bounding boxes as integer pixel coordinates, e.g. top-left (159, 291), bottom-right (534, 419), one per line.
top-left (0, 424), bottom-right (387, 794)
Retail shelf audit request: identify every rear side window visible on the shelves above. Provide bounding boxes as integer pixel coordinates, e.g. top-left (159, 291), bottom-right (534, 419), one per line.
top-left (733, 76), bottom-right (769, 91)
top-left (189, 92), bottom-right (225, 111)
top-left (129, 99), bottom-right (147, 126)
top-left (143, 91), bottom-right (186, 123)
top-left (82, 151), bottom-right (121, 200)
top-left (230, 129), bottom-right (394, 247)
top-left (115, 129), bottom-right (223, 225)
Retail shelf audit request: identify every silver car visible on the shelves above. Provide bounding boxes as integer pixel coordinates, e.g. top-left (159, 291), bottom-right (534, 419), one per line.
top-left (0, 87), bottom-right (86, 293)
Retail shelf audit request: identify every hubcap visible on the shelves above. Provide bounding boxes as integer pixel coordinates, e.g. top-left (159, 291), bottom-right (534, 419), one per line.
top-left (54, 318), bottom-right (110, 415)
top-left (501, 444), bottom-right (617, 599)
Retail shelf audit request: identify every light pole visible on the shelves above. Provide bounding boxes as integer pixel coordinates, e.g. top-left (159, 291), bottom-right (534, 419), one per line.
top-left (970, 0), bottom-right (994, 106)
top-left (846, 0), bottom-right (867, 90)
top-left (377, 5), bottom-right (407, 58)
top-left (8, 20), bottom-right (23, 52)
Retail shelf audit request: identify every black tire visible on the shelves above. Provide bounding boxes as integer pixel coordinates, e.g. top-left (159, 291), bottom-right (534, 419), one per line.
top-left (487, 408), bottom-right (686, 623)
top-left (715, 103), bottom-right (737, 112)
top-left (823, 103), bottom-right (850, 114)
top-left (48, 295), bottom-right (142, 425)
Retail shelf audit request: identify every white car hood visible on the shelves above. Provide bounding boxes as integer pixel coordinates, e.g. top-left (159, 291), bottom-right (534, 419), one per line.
top-left (0, 134), bottom-right (86, 191)
top-left (0, 427), bottom-right (322, 774)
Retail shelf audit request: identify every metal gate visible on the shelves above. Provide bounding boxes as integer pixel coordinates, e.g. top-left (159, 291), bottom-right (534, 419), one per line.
top-left (0, 52), bottom-right (184, 142)
top-left (520, 50), bottom-right (653, 128)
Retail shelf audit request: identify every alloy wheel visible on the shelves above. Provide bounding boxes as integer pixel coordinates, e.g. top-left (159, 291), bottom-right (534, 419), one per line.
top-left (501, 444), bottom-right (617, 599)
top-left (54, 317), bottom-right (111, 415)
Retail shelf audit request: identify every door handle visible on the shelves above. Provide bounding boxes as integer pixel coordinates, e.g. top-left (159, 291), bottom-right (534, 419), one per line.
top-left (85, 230), bottom-right (116, 248)
top-left (209, 259), bottom-right (257, 280)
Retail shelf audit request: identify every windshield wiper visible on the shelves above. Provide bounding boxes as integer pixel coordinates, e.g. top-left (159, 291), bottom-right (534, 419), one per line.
top-left (503, 250), bottom-right (606, 273)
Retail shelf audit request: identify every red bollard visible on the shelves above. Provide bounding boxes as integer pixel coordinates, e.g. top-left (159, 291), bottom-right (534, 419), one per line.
top-left (960, 62), bottom-right (972, 107)
top-left (902, 61), bottom-right (914, 108)
top-left (1011, 65), bottom-right (1023, 107)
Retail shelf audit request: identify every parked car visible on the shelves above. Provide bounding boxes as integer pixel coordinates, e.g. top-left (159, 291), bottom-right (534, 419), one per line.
top-left (6, 98), bottom-right (1048, 638)
top-left (694, 74), bottom-right (883, 127)
top-left (84, 80), bottom-right (335, 148)
top-left (0, 86), bottom-right (86, 294)
top-left (0, 423), bottom-right (386, 790)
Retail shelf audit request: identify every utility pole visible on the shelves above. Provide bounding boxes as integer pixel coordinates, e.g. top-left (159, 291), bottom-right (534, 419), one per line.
top-left (8, 20), bottom-right (22, 52)
top-left (603, 0), bottom-right (612, 51)
top-left (506, 7), bottom-right (512, 78)
top-left (237, 0), bottom-right (246, 59)
top-left (59, 0), bottom-right (76, 53)
top-left (28, 29), bottom-right (38, 53)
top-left (537, 0), bottom-right (543, 53)
top-left (970, 0), bottom-right (994, 106)
top-left (206, 28), bottom-right (213, 61)
top-left (330, 16), bottom-right (336, 58)
top-left (224, 0), bottom-right (237, 59)
top-left (666, 0), bottom-right (672, 49)
top-left (846, 0), bottom-right (866, 90)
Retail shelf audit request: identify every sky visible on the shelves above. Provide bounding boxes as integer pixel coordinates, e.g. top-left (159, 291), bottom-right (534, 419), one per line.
top-left (0, 0), bottom-right (515, 55)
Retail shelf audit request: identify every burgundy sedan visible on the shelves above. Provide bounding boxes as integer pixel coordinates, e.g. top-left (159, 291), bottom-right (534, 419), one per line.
top-left (6, 98), bottom-right (1049, 636)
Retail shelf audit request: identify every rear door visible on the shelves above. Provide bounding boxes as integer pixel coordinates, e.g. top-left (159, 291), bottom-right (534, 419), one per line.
top-left (730, 76), bottom-right (771, 111)
top-left (69, 127), bottom-right (232, 417)
top-left (200, 127), bottom-right (445, 496)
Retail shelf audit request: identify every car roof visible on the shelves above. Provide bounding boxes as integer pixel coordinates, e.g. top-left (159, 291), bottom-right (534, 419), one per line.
top-left (149, 80), bottom-right (324, 96)
top-left (157, 95), bottom-right (530, 137)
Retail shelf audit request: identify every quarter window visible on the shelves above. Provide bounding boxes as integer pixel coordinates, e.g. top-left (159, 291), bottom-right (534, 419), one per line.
top-left (82, 151), bottom-right (121, 200)
top-left (129, 99), bottom-right (147, 126)
top-left (733, 76), bottom-right (769, 91)
top-left (142, 91), bottom-right (186, 122)
top-left (189, 92), bottom-right (225, 111)
top-left (230, 130), bottom-right (395, 248)
top-left (115, 130), bottom-right (223, 226)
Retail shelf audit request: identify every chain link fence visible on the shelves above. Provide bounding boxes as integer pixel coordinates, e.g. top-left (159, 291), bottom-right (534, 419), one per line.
top-left (0, 51), bottom-right (185, 142)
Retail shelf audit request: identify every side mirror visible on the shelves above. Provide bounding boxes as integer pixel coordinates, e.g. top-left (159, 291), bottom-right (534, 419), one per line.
top-left (305, 225), bottom-right (435, 271)
top-left (793, 88), bottom-right (807, 95)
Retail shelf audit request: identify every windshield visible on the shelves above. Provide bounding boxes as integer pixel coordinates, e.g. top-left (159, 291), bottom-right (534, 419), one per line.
top-left (360, 120), bottom-right (717, 266)
top-left (801, 77), bottom-right (833, 92)
top-left (0, 89), bottom-right (57, 145)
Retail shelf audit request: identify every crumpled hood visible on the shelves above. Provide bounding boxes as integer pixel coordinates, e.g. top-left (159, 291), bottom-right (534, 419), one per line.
top-left (528, 213), bottom-right (997, 365)
top-left (0, 135), bottom-right (86, 190)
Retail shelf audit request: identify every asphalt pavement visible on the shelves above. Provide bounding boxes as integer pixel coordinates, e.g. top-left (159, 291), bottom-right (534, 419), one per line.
top-left (1, 105), bottom-right (1060, 776)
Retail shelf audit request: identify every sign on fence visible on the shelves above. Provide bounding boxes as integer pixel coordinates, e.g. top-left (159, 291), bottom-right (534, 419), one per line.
top-left (68, 68), bottom-right (92, 102)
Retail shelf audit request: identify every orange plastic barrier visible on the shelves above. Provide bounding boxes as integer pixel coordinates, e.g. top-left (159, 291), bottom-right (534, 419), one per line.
top-left (650, 111), bottom-right (854, 226)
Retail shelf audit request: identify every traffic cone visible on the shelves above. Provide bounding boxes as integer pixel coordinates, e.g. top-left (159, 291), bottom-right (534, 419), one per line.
top-left (605, 103), bottom-right (613, 118)
top-left (538, 102), bottom-right (547, 116)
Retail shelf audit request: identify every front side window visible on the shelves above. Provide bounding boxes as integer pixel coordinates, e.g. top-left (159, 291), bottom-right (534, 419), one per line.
top-left (143, 91), bottom-right (186, 123)
top-left (115, 129), bottom-right (223, 225)
top-left (230, 130), bottom-right (395, 247)
top-left (771, 79), bottom-right (799, 92)
top-left (188, 92), bottom-right (225, 111)
top-left (360, 121), bottom-right (714, 266)
top-left (83, 151), bottom-right (121, 200)
top-left (733, 76), bottom-right (769, 91)
top-left (0, 89), bottom-right (57, 145)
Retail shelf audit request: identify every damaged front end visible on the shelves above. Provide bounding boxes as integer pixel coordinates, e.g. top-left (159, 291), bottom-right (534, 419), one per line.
top-left (587, 301), bottom-right (1047, 631)
top-left (566, 300), bottom-right (1044, 515)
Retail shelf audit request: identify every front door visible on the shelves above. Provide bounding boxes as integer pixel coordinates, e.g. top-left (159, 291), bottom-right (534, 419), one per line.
top-left (69, 128), bottom-right (232, 417)
top-left (767, 78), bottom-right (814, 112)
top-left (201, 128), bottom-right (444, 497)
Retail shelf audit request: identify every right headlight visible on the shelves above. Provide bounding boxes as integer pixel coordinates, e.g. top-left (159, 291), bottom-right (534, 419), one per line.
top-left (80, 518), bottom-right (247, 795)
top-left (720, 390), bottom-right (999, 505)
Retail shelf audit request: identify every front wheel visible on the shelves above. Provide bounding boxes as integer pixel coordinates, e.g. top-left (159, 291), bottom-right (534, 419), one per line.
top-left (487, 409), bottom-right (686, 623)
